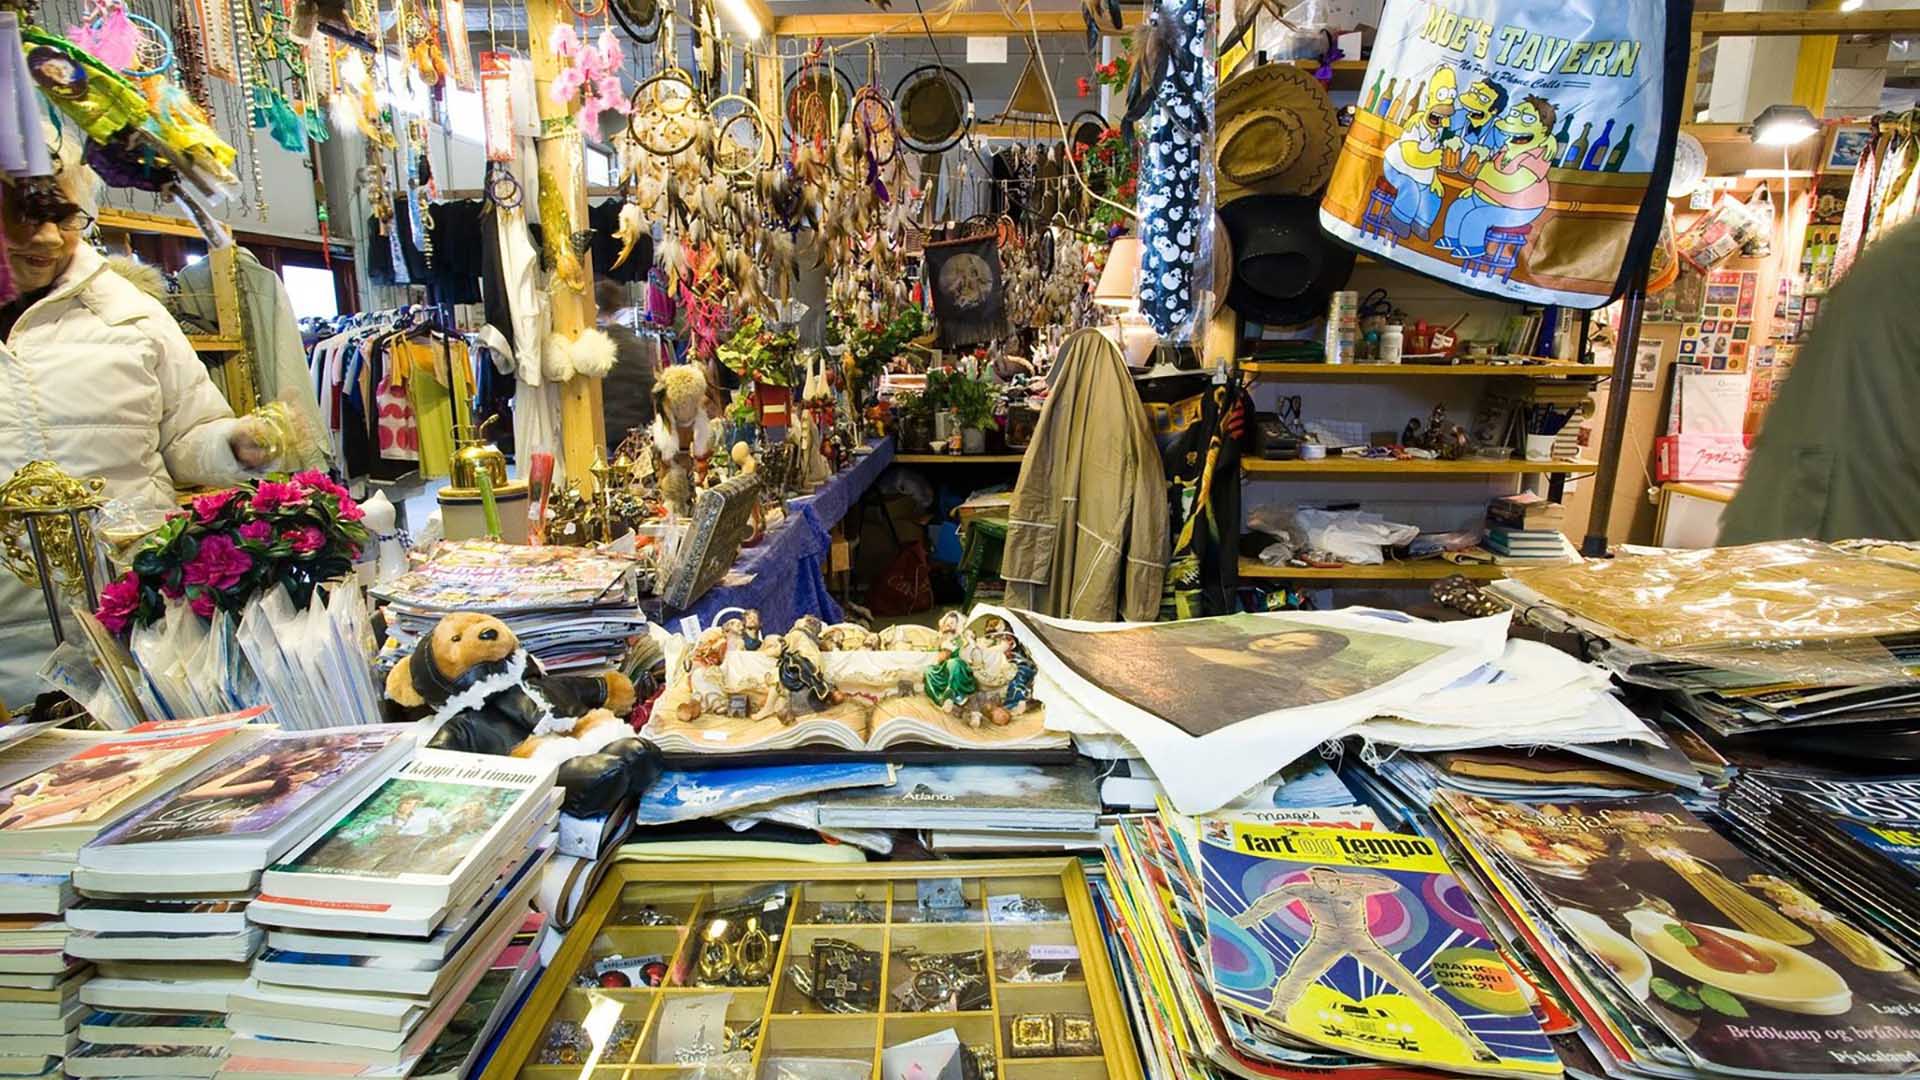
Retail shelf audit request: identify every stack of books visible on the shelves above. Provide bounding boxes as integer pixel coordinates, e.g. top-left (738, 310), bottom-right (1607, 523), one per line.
top-left (1484, 492), bottom-right (1572, 563)
top-left (68, 726), bottom-right (413, 1077)
top-left (0, 716), bottom-right (256, 1080)
top-left (373, 540), bottom-right (648, 673)
top-left (228, 750), bottom-right (559, 1079)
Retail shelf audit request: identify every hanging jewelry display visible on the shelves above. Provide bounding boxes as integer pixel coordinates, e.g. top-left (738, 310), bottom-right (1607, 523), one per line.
top-left (229, 0), bottom-right (270, 217)
top-left (171, 0), bottom-right (212, 114)
top-left (402, 0), bottom-right (445, 89)
top-left (195, 0), bottom-right (236, 81)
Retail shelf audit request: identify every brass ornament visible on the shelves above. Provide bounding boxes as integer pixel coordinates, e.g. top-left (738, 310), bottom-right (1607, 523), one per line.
top-left (0, 461), bottom-right (106, 600)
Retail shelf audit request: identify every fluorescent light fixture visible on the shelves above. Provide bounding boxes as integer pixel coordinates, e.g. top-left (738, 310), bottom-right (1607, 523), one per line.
top-left (718, 0), bottom-right (762, 38)
top-left (1744, 168), bottom-right (1815, 178)
top-left (1750, 103), bottom-right (1820, 146)
top-left (1842, 0), bottom-right (1864, 11)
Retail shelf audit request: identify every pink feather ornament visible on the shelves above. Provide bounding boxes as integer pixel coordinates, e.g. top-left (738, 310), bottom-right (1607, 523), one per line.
top-left (68, 1), bottom-right (139, 71)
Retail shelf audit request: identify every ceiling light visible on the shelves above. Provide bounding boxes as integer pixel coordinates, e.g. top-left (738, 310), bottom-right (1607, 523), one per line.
top-left (717, 0), bottom-right (762, 38)
top-left (1750, 104), bottom-right (1820, 146)
top-left (1841, 0), bottom-right (1864, 12)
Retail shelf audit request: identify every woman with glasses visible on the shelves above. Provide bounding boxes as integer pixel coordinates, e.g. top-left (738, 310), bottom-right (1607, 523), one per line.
top-left (0, 126), bottom-right (274, 706)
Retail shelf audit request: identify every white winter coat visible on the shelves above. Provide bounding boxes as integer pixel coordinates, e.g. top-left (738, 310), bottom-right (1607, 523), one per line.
top-left (0, 243), bottom-right (250, 705)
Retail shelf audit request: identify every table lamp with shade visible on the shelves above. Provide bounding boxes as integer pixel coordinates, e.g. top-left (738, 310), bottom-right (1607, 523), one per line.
top-left (1093, 236), bottom-right (1162, 367)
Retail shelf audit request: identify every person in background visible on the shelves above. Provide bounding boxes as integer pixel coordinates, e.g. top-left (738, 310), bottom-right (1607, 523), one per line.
top-left (0, 124), bottom-right (271, 706)
top-left (1720, 216), bottom-right (1920, 544)
top-left (596, 279), bottom-right (656, 446)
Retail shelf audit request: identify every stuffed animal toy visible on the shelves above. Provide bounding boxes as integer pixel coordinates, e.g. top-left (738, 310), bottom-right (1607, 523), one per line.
top-left (385, 612), bottom-right (657, 814)
top-left (652, 364), bottom-right (714, 462)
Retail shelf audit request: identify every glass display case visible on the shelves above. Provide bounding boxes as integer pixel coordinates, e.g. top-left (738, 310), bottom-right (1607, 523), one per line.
top-left (482, 859), bottom-right (1141, 1080)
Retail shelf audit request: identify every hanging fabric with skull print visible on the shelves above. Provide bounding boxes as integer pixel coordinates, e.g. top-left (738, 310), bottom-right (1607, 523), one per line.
top-left (1131, 0), bottom-right (1215, 341)
top-left (1317, 0), bottom-right (1692, 307)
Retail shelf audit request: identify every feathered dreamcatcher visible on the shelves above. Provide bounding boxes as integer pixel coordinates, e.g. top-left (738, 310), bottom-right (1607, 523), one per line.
top-left (550, 23), bottom-right (630, 127)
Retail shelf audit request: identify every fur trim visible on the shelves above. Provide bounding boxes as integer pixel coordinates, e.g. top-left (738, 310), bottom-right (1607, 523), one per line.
top-left (541, 335), bottom-right (574, 381)
top-left (428, 649), bottom-right (559, 735)
top-left (540, 329), bottom-right (620, 381)
top-left (568, 327), bottom-right (617, 378)
top-left (106, 255), bottom-right (168, 303)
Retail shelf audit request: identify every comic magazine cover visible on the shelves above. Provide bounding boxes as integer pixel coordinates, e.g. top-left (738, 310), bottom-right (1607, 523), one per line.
top-left (1199, 821), bottom-right (1560, 1078)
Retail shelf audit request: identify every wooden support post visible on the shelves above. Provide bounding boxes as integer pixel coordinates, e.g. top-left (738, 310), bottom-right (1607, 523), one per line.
top-left (1580, 269), bottom-right (1648, 558)
top-left (527, 0), bottom-right (605, 492)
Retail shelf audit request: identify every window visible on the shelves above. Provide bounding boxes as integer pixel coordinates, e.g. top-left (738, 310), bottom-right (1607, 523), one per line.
top-left (446, 86), bottom-right (485, 144)
top-left (281, 265), bottom-right (341, 321)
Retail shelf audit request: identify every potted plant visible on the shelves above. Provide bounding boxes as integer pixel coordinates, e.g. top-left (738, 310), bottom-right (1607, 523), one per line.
top-left (924, 368), bottom-right (958, 447)
top-left (717, 315), bottom-right (797, 435)
top-left (947, 372), bottom-right (997, 455)
top-left (893, 390), bottom-right (933, 451)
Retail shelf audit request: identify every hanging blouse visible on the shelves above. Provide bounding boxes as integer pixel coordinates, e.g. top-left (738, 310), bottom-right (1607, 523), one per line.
top-left (1832, 137), bottom-right (1879, 283)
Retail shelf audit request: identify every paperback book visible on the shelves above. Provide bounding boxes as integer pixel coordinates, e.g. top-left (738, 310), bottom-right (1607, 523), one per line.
top-left (83, 726), bottom-right (410, 881)
top-left (76, 1010), bottom-right (229, 1048)
top-left (1198, 820), bottom-right (1560, 1078)
top-left (0, 726), bottom-right (251, 854)
top-left (813, 763), bottom-right (1102, 832)
top-left (259, 750), bottom-right (558, 912)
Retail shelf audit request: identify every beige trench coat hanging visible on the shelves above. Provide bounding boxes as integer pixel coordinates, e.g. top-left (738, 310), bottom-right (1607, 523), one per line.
top-left (1003, 329), bottom-right (1169, 622)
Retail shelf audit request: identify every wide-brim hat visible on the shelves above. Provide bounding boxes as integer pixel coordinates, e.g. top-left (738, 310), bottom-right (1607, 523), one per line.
top-left (1216, 63), bottom-right (1339, 203)
top-left (895, 65), bottom-right (972, 152)
top-left (1219, 195), bottom-right (1354, 326)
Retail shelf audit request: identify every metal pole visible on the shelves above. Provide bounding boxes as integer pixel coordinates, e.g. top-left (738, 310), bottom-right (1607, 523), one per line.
top-left (23, 517), bottom-right (63, 645)
top-left (66, 509), bottom-right (99, 613)
top-left (1580, 269), bottom-right (1648, 557)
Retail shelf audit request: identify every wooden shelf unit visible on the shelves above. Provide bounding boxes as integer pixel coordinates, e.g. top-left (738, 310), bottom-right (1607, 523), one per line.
top-left (1238, 558), bottom-right (1509, 582)
top-left (1243, 361), bottom-right (1604, 380)
top-left (895, 453), bottom-right (1028, 465)
top-left (1243, 457), bottom-right (1599, 476)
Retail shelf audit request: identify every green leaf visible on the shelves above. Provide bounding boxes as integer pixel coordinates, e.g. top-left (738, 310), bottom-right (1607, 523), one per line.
top-left (1697, 986), bottom-right (1747, 1017)
top-left (1663, 923), bottom-right (1701, 948)
top-left (1650, 977), bottom-right (1702, 1011)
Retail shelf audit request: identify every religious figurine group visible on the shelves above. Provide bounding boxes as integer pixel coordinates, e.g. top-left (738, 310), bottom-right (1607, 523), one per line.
top-left (678, 609), bottom-right (1039, 728)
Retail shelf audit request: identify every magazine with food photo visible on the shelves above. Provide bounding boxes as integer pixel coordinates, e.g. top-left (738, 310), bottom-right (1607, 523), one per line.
top-left (1199, 820), bottom-right (1560, 1079)
top-left (261, 750), bottom-right (558, 910)
top-left (1439, 792), bottom-right (1920, 1077)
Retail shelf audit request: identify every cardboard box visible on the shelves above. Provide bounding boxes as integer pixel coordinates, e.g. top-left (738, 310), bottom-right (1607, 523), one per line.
top-left (1655, 433), bottom-right (1754, 482)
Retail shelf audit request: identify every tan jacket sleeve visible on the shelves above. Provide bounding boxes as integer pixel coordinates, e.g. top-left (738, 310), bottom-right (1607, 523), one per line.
top-left (151, 313), bottom-right (246, 489)
top-left (1121, 392), bottom-right (1169, 622)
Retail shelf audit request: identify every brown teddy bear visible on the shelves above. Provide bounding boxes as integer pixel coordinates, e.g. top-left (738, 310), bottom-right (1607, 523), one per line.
top-left (386, 613), bottom-right (657, 813)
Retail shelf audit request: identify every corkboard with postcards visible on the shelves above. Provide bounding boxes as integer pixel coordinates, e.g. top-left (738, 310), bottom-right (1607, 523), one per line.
top-left (484, 860), bottom-right (1141, 1080)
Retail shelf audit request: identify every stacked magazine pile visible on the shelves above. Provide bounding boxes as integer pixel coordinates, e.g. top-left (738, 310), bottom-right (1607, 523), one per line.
top-left (374, 540), bottom-right (648, 673)
top-left (67, 726), bottom-right (412, 1078)
top-left (1720, 771), bottom-right (1920, 968)
top-left (229, 749), bottom-right (560, 1079)
top-left (1490, 542), bottom-right (1920, 742)
top-left (1434, 791), bottom-right (1920, 1080)
top-left (0, 715), bottom-right (256, 1080)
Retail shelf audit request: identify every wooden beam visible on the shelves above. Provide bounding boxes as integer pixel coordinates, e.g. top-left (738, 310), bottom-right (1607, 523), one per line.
top-left (96, 207), bottom-right (205, 239)
top-left (770, 10), bottom-right (1134, 37)
top-left (1694, 8), bottom-right (1920, 37)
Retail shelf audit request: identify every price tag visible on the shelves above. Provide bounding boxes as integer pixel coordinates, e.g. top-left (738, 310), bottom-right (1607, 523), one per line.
top-left (1029, 944), bottom-right (1080, 962)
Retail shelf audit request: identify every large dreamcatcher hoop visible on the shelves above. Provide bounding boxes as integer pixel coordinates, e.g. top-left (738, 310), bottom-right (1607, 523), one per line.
top-left (784, 59), bottom-right (850, 147)
top-left (123, 13), bottom-right (174, 77)
top-left (848, 82), bottom-right (898, 168)
top-left (627, 65), bottom-right (702, 158)
top-left (706, 92), bottom-right (772, 182)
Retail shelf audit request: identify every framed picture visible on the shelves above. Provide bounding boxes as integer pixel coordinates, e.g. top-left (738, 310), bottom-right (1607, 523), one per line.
top-left (1825, 124), bottom-right (1873, 175)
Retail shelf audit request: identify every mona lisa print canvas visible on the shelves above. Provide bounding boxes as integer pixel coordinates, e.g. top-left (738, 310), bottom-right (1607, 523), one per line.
top-left (1021, 613), bottom-right (1449, 737)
